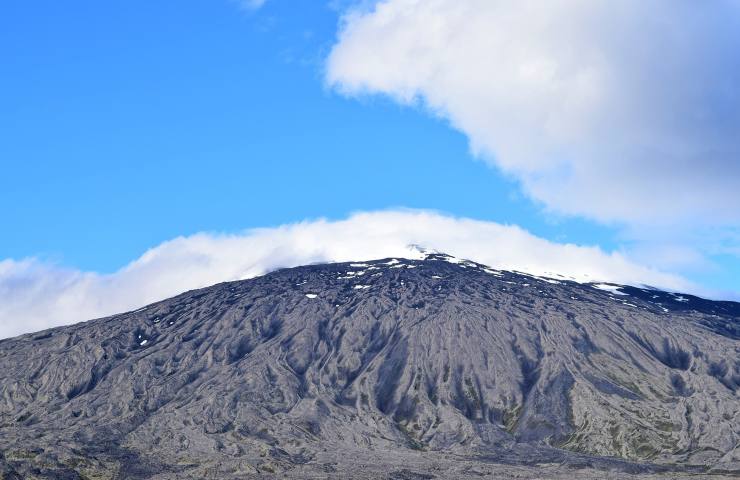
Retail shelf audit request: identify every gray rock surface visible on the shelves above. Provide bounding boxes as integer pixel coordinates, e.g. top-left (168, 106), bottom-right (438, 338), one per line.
top-left (0, 252), bottom-right (738, 479)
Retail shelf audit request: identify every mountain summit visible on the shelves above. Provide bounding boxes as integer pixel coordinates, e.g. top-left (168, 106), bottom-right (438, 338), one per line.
top-left (1, 253), bottom-right (738, 479)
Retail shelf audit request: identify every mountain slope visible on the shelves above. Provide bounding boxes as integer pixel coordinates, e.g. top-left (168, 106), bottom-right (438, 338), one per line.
top-left (1, 253), bottom-right (738, 479)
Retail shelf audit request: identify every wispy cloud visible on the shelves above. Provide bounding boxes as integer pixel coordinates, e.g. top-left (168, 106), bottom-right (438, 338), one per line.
top-left (235, 0), bottom-right (267, 11)
top-left (0, 210), bottom-right (693, 339)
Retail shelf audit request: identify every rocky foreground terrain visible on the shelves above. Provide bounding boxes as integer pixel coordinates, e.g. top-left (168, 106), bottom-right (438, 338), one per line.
top-left (0, 252), bottom-right (738, 479)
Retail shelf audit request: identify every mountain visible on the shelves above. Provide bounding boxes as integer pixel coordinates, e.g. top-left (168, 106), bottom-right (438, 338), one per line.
top-left (0, 252), bottom-right (738, 479)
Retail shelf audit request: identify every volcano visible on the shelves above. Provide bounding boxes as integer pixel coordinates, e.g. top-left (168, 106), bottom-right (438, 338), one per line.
top-left (1, 253), bottom-right (738, 479)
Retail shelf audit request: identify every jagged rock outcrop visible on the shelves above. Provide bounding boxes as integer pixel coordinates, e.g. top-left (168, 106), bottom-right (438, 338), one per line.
top-left (0, 253), bottom-right (738, 479)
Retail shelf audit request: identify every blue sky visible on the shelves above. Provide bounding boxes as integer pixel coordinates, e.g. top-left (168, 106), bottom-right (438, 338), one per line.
top-left (1, 0), bottom-right (620, 271)
top-left (2, 0), bottom-right (740, 337)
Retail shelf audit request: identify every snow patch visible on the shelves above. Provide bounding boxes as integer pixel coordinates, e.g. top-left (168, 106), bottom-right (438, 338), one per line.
top-left (591, 283), bottom-right (628, 296)
top-left (534, 276), bottom-right (561, 284)
top-left (338, 270), bottom-right (368, 279)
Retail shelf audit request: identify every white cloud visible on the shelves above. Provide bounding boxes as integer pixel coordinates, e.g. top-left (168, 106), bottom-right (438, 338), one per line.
top-left (0, 210), bottom-right (693, 339)
top-left (326, 0), bottom-right (740, 226)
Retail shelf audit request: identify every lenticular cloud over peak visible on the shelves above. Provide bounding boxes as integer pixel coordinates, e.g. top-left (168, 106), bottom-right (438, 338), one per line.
top-left (327, 0), bottom-right (740, 226)
top-left (0, 210), bottom-right (692, 339)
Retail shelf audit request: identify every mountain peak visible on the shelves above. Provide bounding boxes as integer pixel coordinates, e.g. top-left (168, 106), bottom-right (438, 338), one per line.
top-left (0, 258), bottom-right (738, 478)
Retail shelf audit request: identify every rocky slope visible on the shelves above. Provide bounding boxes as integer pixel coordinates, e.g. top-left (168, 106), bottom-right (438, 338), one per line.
top-left (0, 252), bottom-right (738, 479)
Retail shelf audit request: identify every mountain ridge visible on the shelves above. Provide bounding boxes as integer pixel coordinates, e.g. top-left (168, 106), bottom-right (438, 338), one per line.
top-left (1, 252), bottom-right (738, 479)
